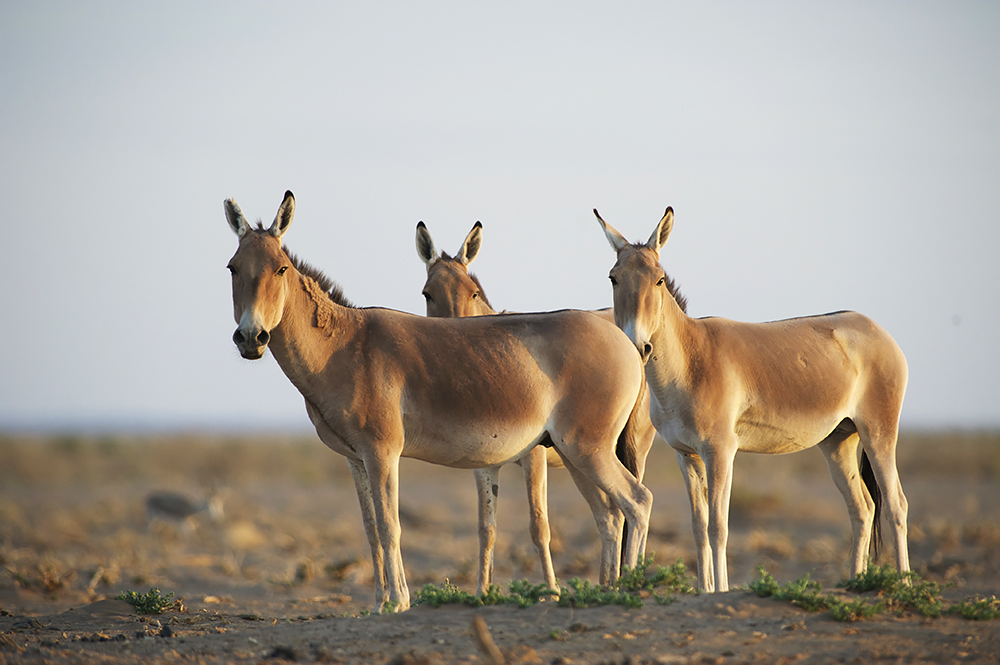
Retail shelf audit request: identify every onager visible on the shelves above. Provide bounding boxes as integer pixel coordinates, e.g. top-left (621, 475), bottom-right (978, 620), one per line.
top-left (414, 220), bottom-right (663, 594)
top-left (222, 191), bottom-right (652, 611)
top-left (595, 207), bottom-right (909, 592)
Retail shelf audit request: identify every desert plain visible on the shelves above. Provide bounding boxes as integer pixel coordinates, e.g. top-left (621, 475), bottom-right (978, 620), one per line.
top-left (1, 430), bottom-right (998, 663)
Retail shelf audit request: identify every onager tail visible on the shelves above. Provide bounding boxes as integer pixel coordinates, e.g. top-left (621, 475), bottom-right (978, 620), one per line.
top-left (860, 450), bottom-right (883, 559)
top-left (615, 380), bottom-right (647, 569)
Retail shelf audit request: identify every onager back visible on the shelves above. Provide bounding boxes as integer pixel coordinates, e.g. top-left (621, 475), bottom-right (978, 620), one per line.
top-left (223, 191), bottom-right (652, 611)
top-left (594, 207), bottom-right (909, 593)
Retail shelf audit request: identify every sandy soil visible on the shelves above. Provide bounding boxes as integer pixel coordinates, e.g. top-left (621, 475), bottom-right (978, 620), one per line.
top-left (1, 431), bottom-right (998, 663)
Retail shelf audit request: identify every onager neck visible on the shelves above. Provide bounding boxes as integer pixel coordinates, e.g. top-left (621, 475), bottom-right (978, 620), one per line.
top-left (645, 296), bottom-right (703, 398)
top-left (267, 272), bottom-right (355, 395)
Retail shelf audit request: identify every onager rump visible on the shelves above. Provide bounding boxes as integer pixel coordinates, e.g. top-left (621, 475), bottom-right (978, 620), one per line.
top-left (223, 191), bottom-right (652, 611)
top-left (595, 207), bottom-right (909, 593)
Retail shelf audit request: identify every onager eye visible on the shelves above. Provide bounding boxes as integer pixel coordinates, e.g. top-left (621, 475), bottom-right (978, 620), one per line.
top-left (472, 291), bottom-right (480, 300)
top-left (277, 266), bottom-right (288, 276)
top-left (422, 291), bottom-right (433, 302)
top-left (656, 276), bottom-right (665, 286)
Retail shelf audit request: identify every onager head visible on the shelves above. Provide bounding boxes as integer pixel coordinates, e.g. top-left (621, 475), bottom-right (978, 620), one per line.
top-left (594, 207), bottom-right (678, 364)
top-left (224, 190), bottom-right (296, 359)
top-left (415, 220), bottom-right (493, 317)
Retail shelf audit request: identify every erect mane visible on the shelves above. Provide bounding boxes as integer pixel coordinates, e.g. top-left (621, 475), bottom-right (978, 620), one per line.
top-left (664, 273), bottom-right (688, 314)
top-left (246, 221), bottom-right (353, 308)
top-left (282, 244), bottom-right (353, 308)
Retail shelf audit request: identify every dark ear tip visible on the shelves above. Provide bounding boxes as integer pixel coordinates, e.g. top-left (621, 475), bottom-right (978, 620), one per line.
top-left (417, 221), bottom-right (427, 229)
top-left (284, 190), bottom-right (295, 200)
top-left (473, 221), bottom-right (482, 229)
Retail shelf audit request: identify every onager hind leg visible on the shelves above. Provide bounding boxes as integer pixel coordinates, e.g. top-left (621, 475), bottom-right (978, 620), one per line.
top-left (818, 427), bottom-right (875, 578)
top-left (858, 421), bottom-right (910, 573)
top-left (559, 461), bottom-right (625, 586)
top-left (557, 445), bottom-right (652, 583)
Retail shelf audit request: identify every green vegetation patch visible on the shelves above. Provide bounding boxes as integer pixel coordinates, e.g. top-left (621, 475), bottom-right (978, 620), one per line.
top-left (414, 555), bottom-right (698, 610)
top-left (751, 563), bottom-right (997, 622)
top-left (115, 587), bottom-right (176, 614)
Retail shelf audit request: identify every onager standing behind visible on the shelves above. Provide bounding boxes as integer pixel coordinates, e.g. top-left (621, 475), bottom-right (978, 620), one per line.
top-left (594, 207), bottom-right (909, 593)
top-left (222, 191), bottom-right (652, 611)
top-left (415, 221), bottom-right (559, 594)
top-left (414, 221), bottom-right (662, 594)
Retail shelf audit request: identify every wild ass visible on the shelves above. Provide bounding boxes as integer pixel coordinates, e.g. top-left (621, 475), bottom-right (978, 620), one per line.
top-left (594, 207), bottom-right (909, 593)
top-left (414, 221), bottom-right (664, 593)
top-left (222, 191), bottom-right (652, 611)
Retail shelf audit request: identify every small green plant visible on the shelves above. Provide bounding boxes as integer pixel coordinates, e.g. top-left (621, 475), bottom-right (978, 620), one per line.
top-left (479, 584), bottom-right (507, 606)
top-left (647, 558), bottom-right (698, 595)
top-left (748, 568), bottom-right (832, 611)
top-left (506, 579), bottom-right (559, 607)
top-left (748, 567), bottom-right (782, 598)
top-left (614, 555), bottom-right (657, 592)
top-left (948, 595), bottom-right (1000, 621)
top-left (840, 562), bottom-right (908, 593)
top-left (375, 600), bottom-right (400, 615)
top-left (840, 564), bottom-right (946, 618)
top-left (557, 578), bottom-right (643, 609)
top-left (414, 579), bottom-right (559, 608)
top-left (616, 555), bottom-right (697, 595)
top-left (414, 580), bottom-right (482, 607)
top-left (115, 587), bottom-right (175, 615)
top-left (828, 597), bottom-right (884, 621)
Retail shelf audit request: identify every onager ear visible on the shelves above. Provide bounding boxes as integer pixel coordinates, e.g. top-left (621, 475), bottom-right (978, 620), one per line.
top-left (458, 221), bottom-right (483, 266)
top-left (645, 207), bottom-right (673, 253)
top-left (224, 198), bottom-right (252, 239)
top-left (593, 209), bottom-right (631, 253)
top-left (268, 190), bottom-right (295, 239)
top-left (415, 221), bottom-right (439, 268)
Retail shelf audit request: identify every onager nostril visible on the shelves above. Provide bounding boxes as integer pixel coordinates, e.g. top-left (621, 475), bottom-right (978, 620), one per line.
top-left (256, 330), bottom-right (270, 346)
top-left (233, 329), bottom-right (245, 346)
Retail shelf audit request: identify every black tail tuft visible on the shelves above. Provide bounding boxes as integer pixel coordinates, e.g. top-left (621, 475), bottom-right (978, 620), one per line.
top-left (860, 450), bottom-right (883, 560)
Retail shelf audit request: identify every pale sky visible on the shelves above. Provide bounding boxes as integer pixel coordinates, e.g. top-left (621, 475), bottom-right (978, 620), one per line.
top-left (1, 2), bottom-right (997, 431)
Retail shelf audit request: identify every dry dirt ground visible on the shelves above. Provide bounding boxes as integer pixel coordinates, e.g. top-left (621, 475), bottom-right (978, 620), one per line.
top-left (1, 431), bottom-right (998, 663)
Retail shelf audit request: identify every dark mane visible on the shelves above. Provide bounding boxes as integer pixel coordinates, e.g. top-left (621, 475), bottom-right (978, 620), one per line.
top-left (247, 221), bottom-right (353, 308)
top-left (283, 245), bottom-right (354, 308)
top-left (664, 273), bottom-right (688, 314)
